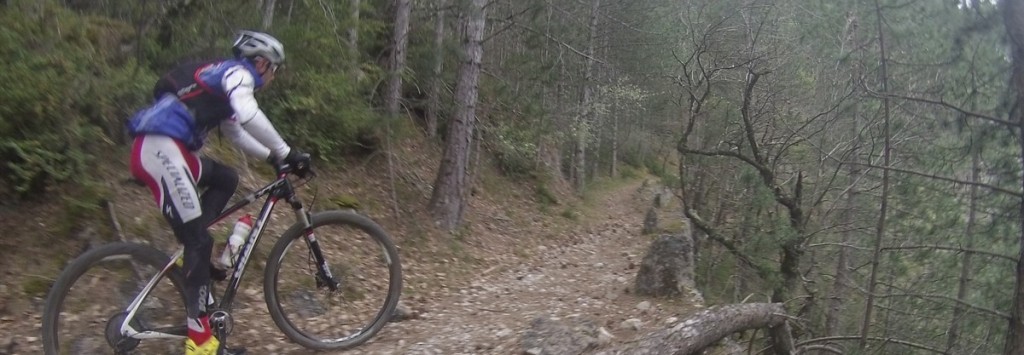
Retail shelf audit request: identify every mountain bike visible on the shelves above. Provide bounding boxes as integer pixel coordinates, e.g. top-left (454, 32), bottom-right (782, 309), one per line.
top-left (40, 165), bottom-right (403, 354)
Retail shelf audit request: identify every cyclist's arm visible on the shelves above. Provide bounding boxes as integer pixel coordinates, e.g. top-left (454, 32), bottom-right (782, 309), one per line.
top-left (223, 65), bottom-right (291, 162)
top-left (220, 116), bottom-right (271, 159)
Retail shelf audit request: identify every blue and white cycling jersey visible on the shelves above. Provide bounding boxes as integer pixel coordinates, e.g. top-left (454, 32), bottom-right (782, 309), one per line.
top-left (127, 58), bottom-right (290, 160)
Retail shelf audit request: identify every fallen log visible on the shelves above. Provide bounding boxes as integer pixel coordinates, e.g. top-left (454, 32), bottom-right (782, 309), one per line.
top-left (607, 303), bottom-right (792, 355)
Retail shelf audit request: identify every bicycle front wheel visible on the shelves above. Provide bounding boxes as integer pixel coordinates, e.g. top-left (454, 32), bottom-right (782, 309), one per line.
top-left (264, 210), bottom-right (402, 350)
top-left (41, 242), bottom-right (186, 355)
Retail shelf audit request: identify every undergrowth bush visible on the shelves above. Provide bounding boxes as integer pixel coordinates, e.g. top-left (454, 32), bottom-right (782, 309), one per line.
top-left (0, 3), bottom-right (153, 198)
top-left (263, 27), bottom-right (388, 159)
top-left (619, 165), bottom-right (640, 179)
top-left (0, 1), bottom-right (388, 199)
top-left (270, 70), bottom-right (383, 158)
top-left (485, 120), bottom-right (539, 179)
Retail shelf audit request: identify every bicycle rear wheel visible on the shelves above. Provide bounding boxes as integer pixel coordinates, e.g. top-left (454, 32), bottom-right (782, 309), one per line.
top-left (41, 242), bottom-right (186, 355)
top-left (264, 210), bottom-right (402, 350)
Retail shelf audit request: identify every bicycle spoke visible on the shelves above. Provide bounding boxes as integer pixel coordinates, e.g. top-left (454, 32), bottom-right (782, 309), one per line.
top-left (265, 211), bottom-right (401, 350)
top-left (42, 243), bottom-right (186, 355)
top-left (277, 224), bottom-right (391, 340)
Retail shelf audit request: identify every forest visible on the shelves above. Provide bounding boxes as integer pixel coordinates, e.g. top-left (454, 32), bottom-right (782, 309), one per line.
top-left (2, 0), bottom-right (1024, 354)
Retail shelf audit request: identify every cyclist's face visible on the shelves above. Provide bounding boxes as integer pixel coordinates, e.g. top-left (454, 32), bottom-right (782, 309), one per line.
top-left (256, 57), bottom-right (278, 87)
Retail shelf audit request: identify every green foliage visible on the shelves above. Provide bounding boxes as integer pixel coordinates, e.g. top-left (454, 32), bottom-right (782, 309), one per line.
top-left (258, 23), bottom-right (389, 159)
top-left (0, 2), bottom-right (1012, 351)
top-left (619, 165), bottom-right (640, 179)
top-left (22, 276), bottom-right (52, 298)
top-left (485, 120), bottom-right (540, 178)
top-left (559, 208), bottom-right (580, 221)
top-left (330, 195), bottom-right (362, 210)
top-left (270, 70), bottom-right (383, 157)
top-left (0, 0), bottom-right (398, 198)
top-left (630, 153), bottom-right (679, 188)
top-left (0, 2), bottom-right (153, 198)
top-left (642, 156), bottom-right (666, 176)
top-left (693, 254), bottom-right (736, 302)
top-left (1, 141), bottom-right (80, 195)
top-left (534, 184), bottom-right (559, 206)
top-left (52, 181), bottom-right (111, 239)
top-left (617, 148), bottom-right (645, 170)
top-left (656, 170), bottom-right (679, 190)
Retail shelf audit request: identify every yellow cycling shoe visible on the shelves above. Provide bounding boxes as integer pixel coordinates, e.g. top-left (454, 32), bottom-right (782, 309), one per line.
top-left (185, 336), bottom-right (246, 355)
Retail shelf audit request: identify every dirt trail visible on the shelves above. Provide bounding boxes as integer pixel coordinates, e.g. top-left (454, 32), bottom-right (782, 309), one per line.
top-left (287, 179), bottom-right (698, 355)
top-left (1, 178), bottom-right (697, 355)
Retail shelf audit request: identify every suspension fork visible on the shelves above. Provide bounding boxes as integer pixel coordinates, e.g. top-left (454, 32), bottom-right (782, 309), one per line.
top-left (304, 228), bottom-right (340, 291)
top-left (288, 190), bottom-right (339, 291)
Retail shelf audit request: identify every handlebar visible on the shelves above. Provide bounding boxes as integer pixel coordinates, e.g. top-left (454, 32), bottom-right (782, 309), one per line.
top-left (275, 158), bottom-right (318, 207)
top-left (274, 161), bottom-right (316, 190)
top-left (274, 152), bottom-right (313, 179)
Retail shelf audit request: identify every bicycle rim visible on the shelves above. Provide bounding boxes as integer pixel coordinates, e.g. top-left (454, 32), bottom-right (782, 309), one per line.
top-left (41, 242), bottom-right (186, 355)
top-left (265, 211), bottom-right (402, 350)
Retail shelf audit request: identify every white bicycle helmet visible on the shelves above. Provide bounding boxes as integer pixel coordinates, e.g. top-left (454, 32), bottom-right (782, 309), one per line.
top-left (232, 30), bottom-right (285, 65)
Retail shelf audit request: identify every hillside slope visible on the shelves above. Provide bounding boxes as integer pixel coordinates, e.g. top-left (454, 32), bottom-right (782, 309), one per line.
top-left (0, 136), bottom-right (692, 354)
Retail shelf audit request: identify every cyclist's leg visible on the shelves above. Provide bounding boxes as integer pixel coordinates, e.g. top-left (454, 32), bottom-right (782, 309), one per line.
top-left (195, 158), bottom-right (238, 281)
top-left (169, 220), bottom-right (213, 337)
top-left (130, 135), bottom-right (218, 349)
top-left (196, 157), bottom-right (238, 226)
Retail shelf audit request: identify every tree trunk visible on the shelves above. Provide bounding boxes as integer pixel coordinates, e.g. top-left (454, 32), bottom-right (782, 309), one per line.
top-left (946, 112), bottom-right (981, 354)
top-left (384, 0), bottom-right (411, 117)
top-left (735, 68), bottom-right (805, 355)
top-left (261, 0), bottom-right (275, 30)
top-left (347, 0), bottom-right (360, 51)
top-left (573, 0), bottom-right (600, 193)
top-left (1003, 1), bottom-right (1024, 353)
top-left (286, 0), bottom-right (294, 25)
top-left (591, 118), bottom-right (601, 178)
top-left (771, 242), bottom-right (802, 355)
top-left (552, 43), bottom-right (568, 182)
top-left (613, 303), bottom-right (792, 354)
top-left (346, 0), bottom-right (361, 79)
top-left (610, 103), bottom-right (618, 178)
top-left (861, 0), bottom-right (892, 349)
top-left (425, 0), bottom-right (445, 138)
top-left (825, 152), bottom-right (857, 340)
top-left (535, 3), bottom-right (559, 179)
top-left (825, 9), bottom-right (862, 341)
top-left (428, 0), bottom-right (487, 231)
top-left (381, 0), bottom-right (412, 221)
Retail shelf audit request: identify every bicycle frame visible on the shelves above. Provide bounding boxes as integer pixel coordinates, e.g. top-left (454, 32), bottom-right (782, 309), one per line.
top-left (117, 171), bottom-right (329, 341)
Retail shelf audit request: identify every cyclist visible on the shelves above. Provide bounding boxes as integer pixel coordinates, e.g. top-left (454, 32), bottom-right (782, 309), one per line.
top-left (127, 30), bottom-right (309, 355)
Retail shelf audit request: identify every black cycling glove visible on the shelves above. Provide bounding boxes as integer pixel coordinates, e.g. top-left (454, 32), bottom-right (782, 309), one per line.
top-left (281, 149), bottom-right (311, 176)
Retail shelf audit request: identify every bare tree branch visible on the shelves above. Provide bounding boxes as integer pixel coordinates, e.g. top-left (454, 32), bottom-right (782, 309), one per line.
top-left (838, 161), bottom-right (1022, 197)
top-left (874, 292), bottom-right (1009, 320)
top-left (807, 242), bottom-right (872, 251)
top-left (482, 3), bottom-right (537, 43)
top-left (881, 245), bottom-right (1018, 263)
top-left (862, 86), bottom-right (1013, 127)
top-left (796, 336), bottom-right (950, 355)
top-left (796, 344), bottom-right (844, 354)
top-left (500, 20), bottom-right (605, 64)
top-left (679, 204), bottom-right (775, 280)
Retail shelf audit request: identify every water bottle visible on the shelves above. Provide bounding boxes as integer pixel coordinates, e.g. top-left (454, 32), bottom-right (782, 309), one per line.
top-left (218, 214), bottom-right (253, 269)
